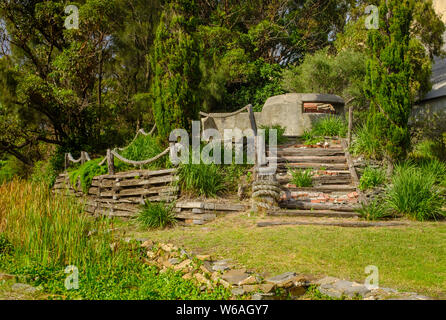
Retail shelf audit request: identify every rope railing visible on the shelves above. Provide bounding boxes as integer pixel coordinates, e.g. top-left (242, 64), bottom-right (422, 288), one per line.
top-left (199, 104), bottom-right (251, 119)
top-left (111, 147), bottom-right (170, 167)
top-left (116, 124), bottom-right (157, 151)
top-left (64, 151), bottom-right (91, 170)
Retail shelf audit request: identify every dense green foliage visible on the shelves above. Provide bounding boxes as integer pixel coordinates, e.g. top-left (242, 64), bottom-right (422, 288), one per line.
top-left (0, 181), bottom-right (231, 299)
top-left (386, 162), bottom-right (445, 221)
top-left (68, 159), bottom-right (108, 194)
top-left (289, 168), bottom-right (313, 187)
top-left (138, 202), bottom-right (177, 229)
top-left (359, 167), bottom-right (386, 191)
top-left (178, 162), bottom-right (226, 197)
top-left (311, 116), bottom-right (348, 137)
top-left (350, 122), bottom-right (383, 159)
top-left (364, 0), bottom-right (415, 163)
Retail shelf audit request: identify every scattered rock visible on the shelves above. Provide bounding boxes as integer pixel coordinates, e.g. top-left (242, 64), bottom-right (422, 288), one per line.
top-left (141, 240), bottom-right (154, 249)
top-left (238, 275), bottom-right (257, 286)
top-left (194, 273), bottom-right (211, 286)
top-left (251, 293), bottom-right (276, 300)
top-left (182, 273), bottom-right (193, 280)
top-left (196, 254), bottom-right (211, 261)
top-left (259, 283), bottom-right (276, 293)
top-left (315, 276), bottom-right (338, 286)
top-left (0, 273), bottom-right (15, 281)
top-left (265, 272), bottom-right (297, 288)
top-left (221, 269), bottom-right (250, 285)
top-left (231, 287), bottom-right (246, 296)
top-left (11, 283), bottom-right (38, 294)
top-left (168, 258), bottom-right (181, 265)
top-left (146, 251), bottom-right (156, 259)
top-left (174, 259), bottom-right (192, 272)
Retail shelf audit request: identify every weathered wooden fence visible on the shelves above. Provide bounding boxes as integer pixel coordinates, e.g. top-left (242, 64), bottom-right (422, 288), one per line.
top-left (53, 169), bottom-right (179, 217)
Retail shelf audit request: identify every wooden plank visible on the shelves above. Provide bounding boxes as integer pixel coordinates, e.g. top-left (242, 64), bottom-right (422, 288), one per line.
top-left (341, 139), bottom-right (367, 205)
top-left (283, 163), bottom-right (349, 170)
top-left (257, 221), bottom-right (406, 228)
top-left (279, 201), bottom-right (360, 212)
top-left (268, 210), bottom-right (359, 218)
top-left (271, 148), bottom-right (344, 156)
top-left (285, 185), bottom-right (356, 193)
top-left (271, 156), bottom-right (347, 164)
top-left (175, 213), bottom-right (217, 221)
top-left (95, 168), bottom-right (176, 180)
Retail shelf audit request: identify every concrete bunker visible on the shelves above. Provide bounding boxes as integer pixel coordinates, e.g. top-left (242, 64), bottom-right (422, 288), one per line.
top-left (202, 93), bottom-right (345, 137)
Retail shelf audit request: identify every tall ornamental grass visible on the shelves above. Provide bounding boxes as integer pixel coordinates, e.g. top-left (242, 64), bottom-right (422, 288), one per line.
top-left (386, 163), bottom-right (445, 221)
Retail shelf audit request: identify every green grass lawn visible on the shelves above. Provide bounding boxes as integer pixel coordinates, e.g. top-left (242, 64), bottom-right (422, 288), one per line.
top-left (121, 214), bottom-right (446, 298)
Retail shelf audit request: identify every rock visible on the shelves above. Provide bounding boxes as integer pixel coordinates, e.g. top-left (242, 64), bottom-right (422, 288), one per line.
top-left (135, 238), bottom-right (149, 243)
top-left (332, 280), bottom-right (370, 298)
top-left (212, 264), bottom-right (229, 272)
top-left (196, 254), bottom-right (211, 261)
top-left (174, 259), bottom-right (192, 272)
top-left (11, 283), bottom-right (38, 294)
top-left (231, 288), bottom-right (246, 296)
top-left (318, 284), bottom-right (343, 299)
top-left (141, 240), bottom-right (154, 249)
top-left (251, 293), bottom-right (276, 300)
top-left (146, 251), bottom-right (157, 259)
top-left (221, 269), bottom-right (250, 285)
top-left (182, 273), bottom-right (193, 280)
top-left (238, 275), bottom-right (257, 286)
top-left (315, 276), bottom-right (338, 286)
top-left (194, 273), bottom-right (211, 286)
top-left (162, 259), bottom-right (173, 268)
top-left (289, 285), bottom-right (307, 298)
top-left (200, 265), bottom-right (212, 275)
top-left (168, 258), bottom-right (181, 265)
top-left (160, 243), bottom-right (176, 252)
top-left (265, 272), bottom-right (297, 288)
top-left (0, 273), bottom-right (15, 281)
top-left (259, 283), bottom-right (275, 293)
top-left (219, 279), bottom-right (231, 289)
top-left (242, 285), bottom-right (260, 293)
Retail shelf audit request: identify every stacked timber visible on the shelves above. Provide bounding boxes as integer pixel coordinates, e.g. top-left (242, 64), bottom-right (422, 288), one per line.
top-left (53, 169), bottom-right (179, 218)
top-left (175, 201), bottom-right (248, 225)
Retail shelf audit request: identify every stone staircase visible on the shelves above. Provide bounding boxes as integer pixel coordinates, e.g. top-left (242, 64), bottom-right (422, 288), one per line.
top-left (268, 138), bottom-right (362, 218)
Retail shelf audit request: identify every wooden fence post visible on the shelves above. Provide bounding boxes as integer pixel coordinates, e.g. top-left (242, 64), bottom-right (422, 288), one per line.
top-left (348, 105), bottom-right (353, 148)
top-left (247, 104), bottom-right (259, 180)
top-left (80, 151), bottom-right (86, 165)
top-left (64, 153), bottom-right (69, 171)
top-left (107, 149), bottom-right (115, 175)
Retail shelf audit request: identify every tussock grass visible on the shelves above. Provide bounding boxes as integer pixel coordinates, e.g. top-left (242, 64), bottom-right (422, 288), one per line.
top-left (359, 167), bottom-right (386, 191)
top-left (289, 168), bottom-right (313, 187)
top-left (138, 202), bottom-right (177, 229)
top-left (312, 115), bottom-right (347, 137)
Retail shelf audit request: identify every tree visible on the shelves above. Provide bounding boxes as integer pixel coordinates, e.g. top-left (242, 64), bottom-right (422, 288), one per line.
top-left (151, 3), bottom-right (201, 142)
top-left (364, 0), bottom-right (415, 171)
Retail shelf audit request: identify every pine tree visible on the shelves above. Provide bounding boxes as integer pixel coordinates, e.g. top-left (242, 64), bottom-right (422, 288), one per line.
top-left (364, 0), bottom-right (415, 171)
top-left (151, 4), bottom-right (201, 143)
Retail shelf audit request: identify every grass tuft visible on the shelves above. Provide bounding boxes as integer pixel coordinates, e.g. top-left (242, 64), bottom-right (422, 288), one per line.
top-left (359, 167), bottom-right (386, 191)
top-left (289, 168), bottom-right (313, 187)
top-left (138, 202), bottom-right (177, 229)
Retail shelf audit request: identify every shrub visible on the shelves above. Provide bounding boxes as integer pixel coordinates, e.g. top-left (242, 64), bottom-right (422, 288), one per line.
top-left (359, 167), bottom-right (386, 191)
top-left (351, 122), bottom-right (383, 159)
top-left (68, 159), bottom-right (108, 194)
top-left (357, 199), bottom-right (393, 221)
top-left (312, 115), bottom-right (348, 137)
top-left (0, 234), bottom-right (13, 255)
top-left (259, 125), bottom-right (287, 145)
top-left (302, 130), bottom-right (323, 145)
top-left (386, 163), bottom-right (445, 221)
top-left (178, 162), bottom-right (225, 197)
top-left (119, 134), bottom-right (167, 169)
top-left (289, 168), bottom-right (313, 187)
top-left (419, 159), bottom-right (446, 186)
top-left (138, 202), bottom-right (177, 229)
top-left (411, 139), bottom-right (444, 160)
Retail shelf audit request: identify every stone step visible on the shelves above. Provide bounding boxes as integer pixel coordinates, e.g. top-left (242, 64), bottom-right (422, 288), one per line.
top-left (270, 148), bottom-right (345, 157)
top-left (268, 209), bottom-right (359, 218)
top-left (277, 175), bottom-right (352, 185)
top-left (269, 156), bottom-right (347, 164)
top-left (279, 201), bottom-right (360, 212)
top-left (284, 185), bottom-right (357, 193)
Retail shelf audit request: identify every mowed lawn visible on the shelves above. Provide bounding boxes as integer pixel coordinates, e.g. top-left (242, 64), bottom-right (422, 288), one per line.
top-left (123, 214), bottom-right (446, 298)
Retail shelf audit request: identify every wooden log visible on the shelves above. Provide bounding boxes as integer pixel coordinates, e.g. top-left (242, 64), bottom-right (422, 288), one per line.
top-left (175, 213), bottom-right (217, 221)
top-left (285, 185), bottom-right (357, 193)
top-left (279, 201), bottom-right (360, 212)
top-left (95, 168), bottom-right (176, 180)
top-left (284, 163), bottom-right (349, 170)
top-left (257, 221), bottom-right (406, 228)
top-left (268, 210), bottom-right (359, 218)
top-left (107, 149), bottom-right (115, 175)
top-left (348, 105), bottom-right (353, 147)
top-left (271, 156), bottom-right (347, 164)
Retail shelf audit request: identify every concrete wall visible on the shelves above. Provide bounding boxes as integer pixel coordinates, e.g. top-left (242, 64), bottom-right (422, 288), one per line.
top-left (412, 96), bottom-right (446, 135)
top-left (434, 0), bottom-right (446, 24)
top-left (203, 93), bottom-right (345, 137)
